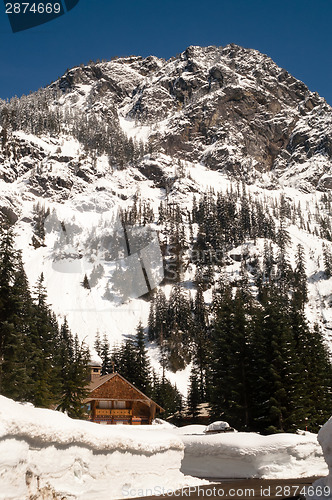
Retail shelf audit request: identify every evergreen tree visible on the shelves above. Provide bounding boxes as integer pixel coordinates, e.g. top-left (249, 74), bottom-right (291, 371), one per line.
top-left (292, 244), bottom-right (308, 310)
top-left (0, 224), bottom-right (27, 396)
top-left (1, 259), bottom-right (33, 400)
top-left (29, 273), bottom-right (58, 407)
top-left (134, 322), bottom-right (151, 395)
top-left (154, 375), bottom-right (183, 418)
top-left (323, 243), bottom-right (332, 278)
top-left (251, 287), bottom-right (302, 432)
top-left (118, 339), bottom-right (138, 384)
top-left (57, 319), bottom-right (90, 419)
top-left (100, 334), bottom-right (111, 375)
top-left (94, 331), bottom-right (102, 357)
top-left (82, 274), bottom-right (90, 290)
top-left (298, 323), bottom-right (332, 431)
top-left (187, 365), bottom-right (202, 418)
top-left (210, 284), bottom-right (252, 429)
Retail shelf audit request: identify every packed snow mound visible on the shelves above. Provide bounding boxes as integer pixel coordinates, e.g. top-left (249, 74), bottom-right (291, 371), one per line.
top-left (0, 396), bottom-right (179, 453)
top-left (0, 398), bottom-right (329, 499)
top-left (177, 429), bottom-right (328, 479)
top-left (0, 397), bottom-right (202, 500)
top-left (307, 416), bottom-right (332, 499)
top-left (152, 418), bottom-right (176, 428)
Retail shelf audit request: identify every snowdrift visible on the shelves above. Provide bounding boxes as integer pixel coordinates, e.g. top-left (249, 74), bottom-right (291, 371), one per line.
top-left (0, 397), bottom-right (201, 500)
top-left (307, 416), bottom-right (332, 499)
top-left (0, 397), bottom-right (329, 500)
top-left (173, 425), bottom-right (327, 479)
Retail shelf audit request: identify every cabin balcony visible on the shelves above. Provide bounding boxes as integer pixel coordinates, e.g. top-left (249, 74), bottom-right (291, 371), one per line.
top-left (95, 408), bottom-right (133, 417)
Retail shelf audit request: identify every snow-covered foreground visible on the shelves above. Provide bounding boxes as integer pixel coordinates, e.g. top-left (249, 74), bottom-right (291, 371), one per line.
top-left (0, 398), bottom-right (329, 499)
top-left (173, 425), bottom-right (327, 480)
top-left (0, 397), bottom-right (202, 500)
top-left (307, 417), bottom-right (332, 499)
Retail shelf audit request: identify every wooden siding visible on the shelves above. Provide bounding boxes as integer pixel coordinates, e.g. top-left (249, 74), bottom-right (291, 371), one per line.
top-left (87, 373), bottom-right (164, 425)
top-left (89, 374), bottom-right (151, 403)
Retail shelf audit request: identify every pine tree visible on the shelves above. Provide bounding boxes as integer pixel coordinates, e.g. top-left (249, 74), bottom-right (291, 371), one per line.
top-left (94, 331), bottom-right (102, 357)
top-left (1, 259), bottom-right (33, 400)
top-left (292, 244), bottom-right (308, 310)
top-left (299, 323), bottom-right (332, 431)
top-left (192, 285), bottom-right (210, 401)
top-left (323, 243), bottom-right (332, 278)
top-left (82, 274), bottom-right (90, 290)
top-left (134, 322), bottom-right (151, 395)
top-left (187, 365), bottom-right (201, 418)
top-left (147, 293), bottom-right (156, 341)
top-left (57, 319), bottom-right (90, 419)
top-left (210, 284), bottom-right (234, 421)
top-left (155, 375), bottom-right (183, 418)
top-left (100, 334), bottom-right (111, 375)
top-left (252, 287), bottom-right (302, 433)
top-left (0, 224), bottom-right (24, 395)
top-left (210, 284), bottom-right (253, 429)
top-left (275, 222), bottom-right (292, 293)
top-left (118, 339), bottom-right (138, 384)
top-left (29, 274), bottom-right (58, 407)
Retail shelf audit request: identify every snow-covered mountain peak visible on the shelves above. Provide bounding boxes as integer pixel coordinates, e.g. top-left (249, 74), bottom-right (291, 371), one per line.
top-left (1, 45), bottom-right (332, 394)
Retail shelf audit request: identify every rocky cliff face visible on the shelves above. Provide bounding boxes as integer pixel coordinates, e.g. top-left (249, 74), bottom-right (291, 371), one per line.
top-left (51, 44), bottom-right (332, 190)
top-left (1, 44), bottom-right (332, 197)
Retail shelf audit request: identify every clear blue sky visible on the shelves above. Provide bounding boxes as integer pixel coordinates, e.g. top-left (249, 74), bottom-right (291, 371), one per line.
top-left (0, 0), bottom-right (331, 105)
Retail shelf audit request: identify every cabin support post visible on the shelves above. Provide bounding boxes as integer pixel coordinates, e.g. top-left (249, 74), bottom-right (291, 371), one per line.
top-left (149, 402), bottom-right (156, 424)
top-left (91, 400), bottom-right (96, 422)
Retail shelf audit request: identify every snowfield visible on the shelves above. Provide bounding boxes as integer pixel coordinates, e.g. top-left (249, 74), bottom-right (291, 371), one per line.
top-left (307, 417), bottom-right (332, 499)
top-left (0, 396), bottom-right (202, 500)
top-left (0, 397), bottom-right (329, 499)
top-left (7, 153), bottom-right (332, 398)
top-left (174, 426), bottom-right (327, 479)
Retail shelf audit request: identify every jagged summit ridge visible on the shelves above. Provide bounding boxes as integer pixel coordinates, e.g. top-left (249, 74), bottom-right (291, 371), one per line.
top-left (0, 43), bottom-right (332, 204)
top-left (51, 44), bottom-right (332, 189)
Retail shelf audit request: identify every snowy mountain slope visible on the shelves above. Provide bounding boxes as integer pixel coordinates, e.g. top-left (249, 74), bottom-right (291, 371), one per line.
top-left (7, 151), bottom-right (332, 363)
top-left (1, 45), bottom-right (332, 394)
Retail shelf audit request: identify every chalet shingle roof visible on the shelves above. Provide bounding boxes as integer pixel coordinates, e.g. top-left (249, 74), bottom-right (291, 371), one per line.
top-left (86, 372), bottom-right (164, 411)
top-left (88, 373), bottom-right (116, 392)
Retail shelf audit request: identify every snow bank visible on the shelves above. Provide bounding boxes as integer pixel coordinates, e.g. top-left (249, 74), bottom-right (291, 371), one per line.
top-left (307, 417), bottom-right (332, 499)
top-left (0, 397), bottom-right (201, 500)
top-left (173, 427), bottom-right (327, 479)
top-left (0, 397), bottom-right (328, 500)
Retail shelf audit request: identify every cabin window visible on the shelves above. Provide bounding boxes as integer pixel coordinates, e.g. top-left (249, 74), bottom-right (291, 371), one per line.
top-left (93, 368), bottom-right (100, 373)
top-left (113, 401), bottom-right (126, 409)
top-left (99, 401), bottom-right (112, 409)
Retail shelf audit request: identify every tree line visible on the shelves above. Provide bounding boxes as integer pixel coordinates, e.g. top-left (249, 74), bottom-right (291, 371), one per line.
top-left (0, 87), bottom-right (147, 170)
top-left (0, 222), bottom-right (90, 418)
top-left (187, 242), bottom-right (332, 433)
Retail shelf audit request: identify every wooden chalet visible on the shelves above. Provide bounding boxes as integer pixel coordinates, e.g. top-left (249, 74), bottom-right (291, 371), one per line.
top-left (85, 365), bottom-right (164, 425)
